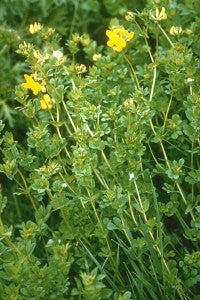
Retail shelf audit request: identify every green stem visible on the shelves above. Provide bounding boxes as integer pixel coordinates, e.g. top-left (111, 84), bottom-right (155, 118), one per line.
top-left (84, 123), bottom-right (121, 185)
top-left (123, 54), bottom-right (140, 89)
top-left (128, 191), bottom-right (138, 226)
top-left (132, 179), bottom-right (171, 275)
top-left (92, 167), bottom-right (109, 189)
top-left (46, 190), bottom-right (75, 235)
top-left (162, 94), bottom-right (173, 130)
top-left (158, 24), bottom-right (174, 48)
top-left (190, 141), bottom-right (194, 203)
top-left (133, 179), bottom-right (148, 222)
top-left (58, 171), bottom-right (76, 195)
top-left (61, 98), bottom-right (77, 133)
top-left (0, 217), bottom-right (21, 255)
top-left (49, 107), bottom-right (71, 159)
top-left (17, 169), bottom-right (37, 211)
top-left (86, 189), bottom-right (123, 283)
top-left (133, 19), bottom-right (154, 63)
top-left (149, 66), bottom-right (157, 103)
top-left (150, 121), bottom-right (195, 220)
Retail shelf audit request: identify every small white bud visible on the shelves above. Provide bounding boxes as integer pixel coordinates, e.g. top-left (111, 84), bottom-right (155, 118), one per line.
top-left (61, 183), bottom-right (68, 188)
top-left (52, 50), bottom-right (63, 60)
top-left (186, 78), bottom-right (194, 84)
top-left (129, 173), bottom-right (135, 181)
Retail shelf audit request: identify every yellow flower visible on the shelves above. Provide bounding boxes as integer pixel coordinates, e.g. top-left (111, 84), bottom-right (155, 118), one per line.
top-left (40, 94), bottom-right (55, 110)
top-left (21, 74), bottom-right (42, 95)
top-left (124, 98), bottom-right (134, 109)
top-left (41, 80), bottom-right (47, 93)
top-left (29, 22), bottom-right (42, 34)
top-left (125, 11), bottom-right (134, 22)
top-left (170, 25), bottom-right (182, 35)
top-left (155, 7), bottom-right (167, 21)
top-left (185, 28), bottom-right (192, 35)
top-left (75, 64), bottom-right (87, 74)
top-left (92, 53), bottom-right (102, 61)
top-left (106, 27), bottom-right (134, 52)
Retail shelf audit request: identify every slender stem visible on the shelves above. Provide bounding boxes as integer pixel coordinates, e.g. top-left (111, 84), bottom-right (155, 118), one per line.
top-left (58, 171), bottom-right (76, 195)
top-left (49, 106), bottom-right (71, 159)
top-left (162, 94), bottom-right (173, 130)
top-left (150, 120), bottom-right (195, 220)
top-left (0, 218), bottom-right (21, 255)
top-left (158, 24), bottom-right (174, 48)
top-left (123, 54), bottom-right (140, 89)
top-left (46, 190), bottom-right (75, 234)
top-left (121, 217), bottom-right (133, 246)
top-left (86, 188), bottom-right (123, 282)
top-left (92, 167), bottom-right (109, 189)
top-left (101, 150), bottom-right (113, 173)
top-left (189, 84), bottom-right (193, 96)
top-left (133, 19), bottom-right (154, 63)
top-left (148, 143), bottom-right (160, 166)
top-left (57, 126), bottom-right (71, 159)
top-left (149, 67), bottom-right (157, 103)
top-left (5, 237), bottom-right (21, 256)
top-left (133, 179), bottom-right (148, 222)
top-left (61, 99), bottom-right (77, 132)
top-left (84, 123), bottom-right (121, 185)
top-left (132, 178), bottom-right (171, 275)
top-left (155, 23), bottom-right (159, 58)
top-left (17, 169), bottom-right (37, 211)
top-left (128, 191), bottom-right (138, 226)
top-left (190, 141), bottom-right (194, 202)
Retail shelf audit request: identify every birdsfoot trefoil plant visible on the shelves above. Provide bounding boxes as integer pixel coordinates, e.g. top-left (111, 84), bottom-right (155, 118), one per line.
top-left (0, 2), bottom-right (200, 299)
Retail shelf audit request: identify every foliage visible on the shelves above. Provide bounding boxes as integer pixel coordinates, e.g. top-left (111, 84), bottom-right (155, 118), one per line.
top-left (0, 0), bottom-right (200, 299)
top-left (0, 0), bottom-right (146, 127)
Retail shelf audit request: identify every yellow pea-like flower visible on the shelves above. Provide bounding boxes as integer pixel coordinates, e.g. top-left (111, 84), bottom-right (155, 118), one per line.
top-left (21, 74), bottom-right (42, 95)
top-left (170, 25), bottom-right (182, 35)
top-left (29, 22), bottom-right (42, 34)
top-left (155, 7), bottom-right (167, 21)
top-left (106, 27), bottom-right (134, 52)
top-left (40, 94), bottom-right (55, 110)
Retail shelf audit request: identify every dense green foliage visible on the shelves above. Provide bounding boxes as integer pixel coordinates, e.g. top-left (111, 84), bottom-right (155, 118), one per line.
top-left (0, 0), bottom-right (200, 299)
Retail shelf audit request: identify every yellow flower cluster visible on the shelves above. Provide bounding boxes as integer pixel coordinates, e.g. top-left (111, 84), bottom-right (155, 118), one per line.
top-left (40, 94), bottom-right (55, 110)
top-left (106, 27), bottom-right (134, 52)
top-left (125, 11), bottom-right (134, 22)
top-left (21, 74), bottom-right (54, 110)
top-left (29, 22), bottom-right (42, 34)
top-left (21, 74), bottom-right (42, 95)
top-left (124, 98), bottom-right (134, 109)
top-left (75, 64), bottom-right (87, 74)
top-left (170, 25), bottom-right (182, 35)
top-left (152, 7), bottom-right (168, 21)
top-left (92, 53), bottom-right (102, 61)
